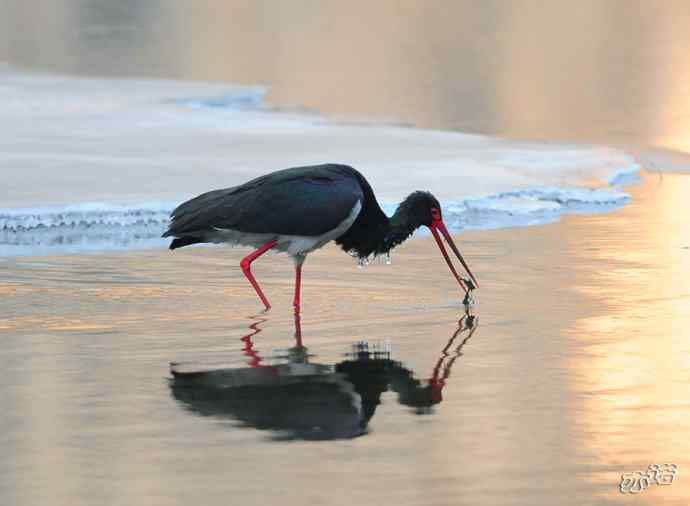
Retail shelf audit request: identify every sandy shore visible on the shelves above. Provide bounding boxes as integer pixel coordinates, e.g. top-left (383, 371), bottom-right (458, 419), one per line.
top-left (2, 172), bottom-right (689, 506)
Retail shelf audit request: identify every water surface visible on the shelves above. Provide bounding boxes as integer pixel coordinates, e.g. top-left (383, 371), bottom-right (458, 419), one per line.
top-left (4, 0), bottom-right (690, 151)
top-left (2, 3), bottom-right (690, 504)
top-left (2, 173), bottom-right (689, 505)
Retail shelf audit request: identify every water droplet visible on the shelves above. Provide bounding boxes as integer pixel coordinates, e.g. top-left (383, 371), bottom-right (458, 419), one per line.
top-left (357, 257), bottom-right (367, 269)
top-left (385, 252), bottom-right (392, 265)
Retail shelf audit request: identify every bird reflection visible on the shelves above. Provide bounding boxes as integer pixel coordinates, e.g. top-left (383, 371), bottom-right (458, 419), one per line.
top-left (169, 311), bottom-right (477, 440)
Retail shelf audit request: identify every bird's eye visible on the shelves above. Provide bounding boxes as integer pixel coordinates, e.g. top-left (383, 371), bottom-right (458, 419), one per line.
top-left (430, 207), bottom-right (441, 221)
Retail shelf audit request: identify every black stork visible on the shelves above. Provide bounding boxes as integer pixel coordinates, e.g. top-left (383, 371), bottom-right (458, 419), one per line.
top-left (162, 163), bottom-right (478, 311)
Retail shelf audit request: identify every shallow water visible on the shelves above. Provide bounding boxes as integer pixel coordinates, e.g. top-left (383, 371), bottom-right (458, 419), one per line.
top-left (2, 173), bottom-right (689, 505)
top-left (2, 2), bottom-right (690, 503)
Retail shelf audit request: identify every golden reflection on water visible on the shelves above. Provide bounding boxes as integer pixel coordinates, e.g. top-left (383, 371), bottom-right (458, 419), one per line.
top-left (566, 175), bottom-right (690, 502)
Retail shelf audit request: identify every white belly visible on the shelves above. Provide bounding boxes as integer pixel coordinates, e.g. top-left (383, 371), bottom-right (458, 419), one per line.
top-left (209, 200), bottom-right (362, 256)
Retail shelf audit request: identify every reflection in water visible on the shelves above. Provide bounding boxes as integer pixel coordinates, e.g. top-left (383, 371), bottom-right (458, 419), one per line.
top-left (169, 312), bottom-right (477, 440)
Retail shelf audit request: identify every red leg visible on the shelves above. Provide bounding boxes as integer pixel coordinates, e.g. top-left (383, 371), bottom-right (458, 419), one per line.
top-left (293, 309), bottom-right (303, 348)
top-left (240, 239), bottom-right (277, 310)
top-left (292, 255), bottom-right (305, 346)
top-left (292, 255), bottom-right (306, 310)
top-left (293, 263), bottom-right (302, 309)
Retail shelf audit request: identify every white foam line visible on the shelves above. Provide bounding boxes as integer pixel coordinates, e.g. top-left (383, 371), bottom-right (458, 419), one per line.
top-left (0, 183), bottom-right (634, 256)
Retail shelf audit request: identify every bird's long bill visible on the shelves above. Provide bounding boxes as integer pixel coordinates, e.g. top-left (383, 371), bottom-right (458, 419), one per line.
top-left (429, 220), bottom-right (479, 292)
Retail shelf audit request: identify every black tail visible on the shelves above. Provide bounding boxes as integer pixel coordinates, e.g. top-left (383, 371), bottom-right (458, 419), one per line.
top-left (169, 236), bottom-right (203, 250)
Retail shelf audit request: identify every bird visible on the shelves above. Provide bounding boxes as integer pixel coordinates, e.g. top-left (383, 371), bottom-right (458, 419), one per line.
top-left (162, 163), bottom-right (478, 312)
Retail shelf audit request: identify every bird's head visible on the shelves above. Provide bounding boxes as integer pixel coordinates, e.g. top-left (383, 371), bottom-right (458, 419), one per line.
top-left (401, 191), bottom-right (479, 293)
top-left (398, 191), bottom-right (443, 228)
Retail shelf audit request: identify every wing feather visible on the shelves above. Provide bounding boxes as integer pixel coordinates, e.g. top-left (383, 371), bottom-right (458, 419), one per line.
top-left (164, 164), bottom-right (363, 238)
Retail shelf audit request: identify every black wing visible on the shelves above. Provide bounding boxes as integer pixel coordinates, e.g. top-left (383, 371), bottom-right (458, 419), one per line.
top-left (163, 164), bottom-right (364, 238)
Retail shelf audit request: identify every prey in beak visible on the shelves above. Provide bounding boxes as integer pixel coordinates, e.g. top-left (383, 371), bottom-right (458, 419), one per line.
top-left (428, 207), bottom-right (479, 304)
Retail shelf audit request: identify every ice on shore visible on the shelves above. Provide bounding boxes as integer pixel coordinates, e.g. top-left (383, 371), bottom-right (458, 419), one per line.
top-left (0, 70), bottom-right (640, 256)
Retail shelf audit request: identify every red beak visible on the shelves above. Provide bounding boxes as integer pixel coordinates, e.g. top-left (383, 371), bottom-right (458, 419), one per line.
top-left (429, 219), bottom-right (479, 293)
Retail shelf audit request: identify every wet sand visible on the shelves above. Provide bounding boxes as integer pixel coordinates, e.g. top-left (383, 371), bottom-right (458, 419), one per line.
top-left (2, 172), bottom-right (689, 505)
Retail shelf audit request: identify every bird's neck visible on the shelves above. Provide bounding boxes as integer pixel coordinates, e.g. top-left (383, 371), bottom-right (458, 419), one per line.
top-left (335, 196), bottom-right (420, 259)
top-left (378, 209), bottom-right (419, 254)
